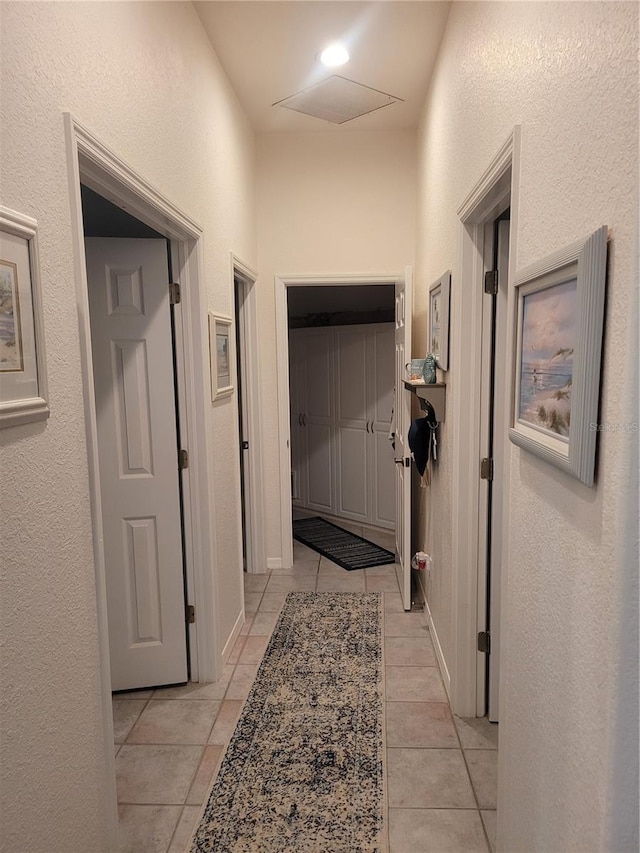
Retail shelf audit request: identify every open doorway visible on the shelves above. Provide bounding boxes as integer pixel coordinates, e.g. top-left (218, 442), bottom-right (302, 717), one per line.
top-left (232, 257), bottom-right (265, 575)
top-left (274, 272), bottom-right (413, 605)
top-left (452, 127), bottom-right (520, 724)
top-left (479, 208), bottom-right (511, 722)
top-left (287, 283), bottom-right (396, 542)
top-left (65, 117), bottom-right (224, 817)
top-left (81, 186), bottom-right (191, 691)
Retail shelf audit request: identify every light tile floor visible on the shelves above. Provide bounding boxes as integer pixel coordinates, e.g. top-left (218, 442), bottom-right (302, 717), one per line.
top-left (113, 528), bottom-right (498, 853)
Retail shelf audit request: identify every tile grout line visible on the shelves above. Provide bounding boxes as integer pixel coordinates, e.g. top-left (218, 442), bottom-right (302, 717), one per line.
top-left (164, 804), bottom-right (184, 853)
top-left (452, 709), bottom-right (493, 853)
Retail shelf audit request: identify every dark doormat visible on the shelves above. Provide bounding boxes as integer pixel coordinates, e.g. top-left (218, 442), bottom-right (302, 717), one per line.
top-left (292, 516), bottom-right (396, 571)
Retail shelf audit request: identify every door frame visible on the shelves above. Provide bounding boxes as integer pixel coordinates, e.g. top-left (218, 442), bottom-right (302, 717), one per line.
top-left (274, 272), bottom-right (404, 569)
top-left (231, 254), bottom-right (266, 574)
top-left (64, 114), bottom-right (222, 789)
top-left (452, 127), bottom-right (521, 717)
top-left (482, 215), bottom-right (511, 722)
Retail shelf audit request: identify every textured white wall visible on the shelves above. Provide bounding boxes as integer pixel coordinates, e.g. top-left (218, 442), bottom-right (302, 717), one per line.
top-left (0, 2), bottom-right (255, 850)
top-left (256, 131), bottom-right (416, 560)
top-left (414, 2), bottom-right (638, 851)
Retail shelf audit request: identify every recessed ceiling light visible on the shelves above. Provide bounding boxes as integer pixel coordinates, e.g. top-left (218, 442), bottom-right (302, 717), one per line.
top-left (319, 43), bottom-right (350, 68)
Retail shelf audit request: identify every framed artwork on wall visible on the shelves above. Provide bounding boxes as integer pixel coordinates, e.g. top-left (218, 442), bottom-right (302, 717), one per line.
top-left (428, 270), bottom-right (451, 370)
top-left (0, 206), bottom-right (49, 428)
top-left (509, 226), bottom-right (608, 487)
top-left (209, 312), bottom-right (234, 401)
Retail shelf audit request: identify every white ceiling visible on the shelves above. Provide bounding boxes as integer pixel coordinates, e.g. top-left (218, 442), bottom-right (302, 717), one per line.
top-left (194, 1), bottom-right (452, 133)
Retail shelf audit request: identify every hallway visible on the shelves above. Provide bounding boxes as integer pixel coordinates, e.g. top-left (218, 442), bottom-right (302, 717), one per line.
top-left (113, 534), bottom-right (497, 852)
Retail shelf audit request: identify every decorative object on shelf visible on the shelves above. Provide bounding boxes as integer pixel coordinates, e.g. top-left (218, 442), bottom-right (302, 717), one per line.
top-left (423, 353), bottom-right (437, 384)
top-left (405, 357), bottom-right (427, 380)
top-left (0, 206), bottom-right (49, 428)
top-left (209, 313), bottom-right (234, 401)
top-left (429, 270), bottom-right (451, 371)
top-left (509, 226), bottom-right (608, 487)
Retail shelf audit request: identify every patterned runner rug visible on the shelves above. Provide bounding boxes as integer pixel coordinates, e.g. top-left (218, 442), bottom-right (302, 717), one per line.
top-left (292, 516), bottom-right (396, 571)
top-left (191, 592), bottom-right (385, 852)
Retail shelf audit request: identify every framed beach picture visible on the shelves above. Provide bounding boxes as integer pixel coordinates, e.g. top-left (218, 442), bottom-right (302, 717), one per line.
top-left (0, 207), bottom-right (49, 428)
top-left (509, 226), bottom-right (608, 486)
top-left (429, 270), bottom-right (451, 370)
top-left (209, 313), bottom-right (234, 401)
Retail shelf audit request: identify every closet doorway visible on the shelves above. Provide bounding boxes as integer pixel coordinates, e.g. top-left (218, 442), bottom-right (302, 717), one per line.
top-left (288, 284), bottom-right (396, 537)
top-left (275, 275), bottom-right (407, 570)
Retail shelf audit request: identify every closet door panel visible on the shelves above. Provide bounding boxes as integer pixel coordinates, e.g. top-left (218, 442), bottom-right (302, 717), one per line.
top-left (337, 427), bottom-right (369, 520)
top-left (303, 329), bottom-right (335, 514)
top-left (371, 328), bottom-right (395, 426)
top-left (305, 332), bottom-right (332, 420)
top-left (288, 332), bottom-right (306, 506)
top-left (337, 329), bottom-right (367, 422)
top-left (372, 430), bottom-right (395, 529)
top-left (336, 328), bottom-right (369, 522)
top-left (306, 423), bottom-right (334, 512)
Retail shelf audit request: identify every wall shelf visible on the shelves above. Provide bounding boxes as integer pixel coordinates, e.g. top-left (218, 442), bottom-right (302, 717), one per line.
top-left (404, 380), bottom-right (446, 422)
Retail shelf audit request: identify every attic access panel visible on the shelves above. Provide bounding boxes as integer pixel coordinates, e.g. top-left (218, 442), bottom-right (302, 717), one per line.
top-left (273, 75), bottom-right (402, 124)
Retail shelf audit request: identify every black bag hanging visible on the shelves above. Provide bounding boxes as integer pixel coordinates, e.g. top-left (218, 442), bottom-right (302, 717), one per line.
top-left (408, 401), bottom-right (438, 477)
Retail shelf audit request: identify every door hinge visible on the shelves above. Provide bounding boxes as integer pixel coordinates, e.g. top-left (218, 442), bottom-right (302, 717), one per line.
top-left (478, 631), bottom-right (491, 653)
top-left (169, 282), bottom-right (181, 305)
top-left (178, 448), bottom-right (189, 470)
top-left (242, 440), bottom-right (249, 450)
top-left (484, 270), bottom-right (498, 296)
top-left (480, 457), bottom-right (494, 481)
top-left (186, 604), bottom-right (195, 624)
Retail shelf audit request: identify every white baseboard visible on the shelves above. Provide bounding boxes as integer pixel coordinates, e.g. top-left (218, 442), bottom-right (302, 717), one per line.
top-left (267, 557), bottom-right (282, 570)
top-left (221, 609), bottom-right (244, 665)
top-left (423, 593), bottom-right (451, 700)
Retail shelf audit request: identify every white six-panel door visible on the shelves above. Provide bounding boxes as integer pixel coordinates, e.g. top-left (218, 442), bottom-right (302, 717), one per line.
top-left (395, 269), bottom-right (413, 610)
top-left (86, 237), bottom-right (188, 691)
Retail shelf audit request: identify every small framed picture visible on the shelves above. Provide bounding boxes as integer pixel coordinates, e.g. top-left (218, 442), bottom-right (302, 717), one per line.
top-left (0, 206), bottom-right (49, 428)
top-left (428, 270), bottom-right (451, 370)
top-left (209, 313), bottom-right (234, 401)
top-left (509, 226), bottom-right (608, 486)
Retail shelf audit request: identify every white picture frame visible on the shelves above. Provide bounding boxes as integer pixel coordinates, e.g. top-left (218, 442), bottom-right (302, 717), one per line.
top-left (428, 270), bottom-right (451, 370)
top-left (209, 312), bottom-right (234, 401)
top-left (0, 206), bottom-right (49, 428)
top-left (509, 226), bottom-right (608, 487)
